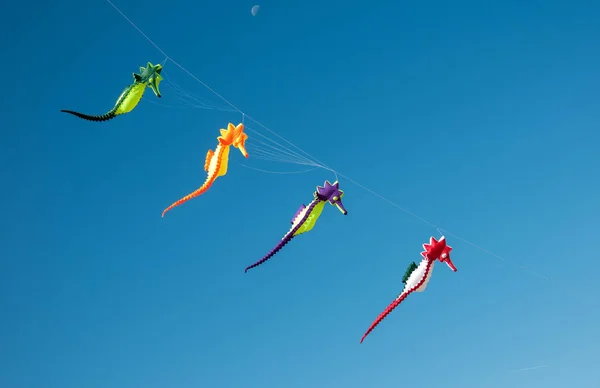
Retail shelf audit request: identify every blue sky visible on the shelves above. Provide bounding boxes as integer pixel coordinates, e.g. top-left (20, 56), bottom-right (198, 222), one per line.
top-left (1, 0), bottom-right (599, 387)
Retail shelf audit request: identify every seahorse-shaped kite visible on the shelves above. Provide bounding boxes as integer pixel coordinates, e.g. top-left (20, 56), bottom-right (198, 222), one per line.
top-left (359, 236), bottom-right (457, 343)
top-left (244, 180), bottom-right (347, 272)
top-left (162, 123), bottom-right (248, 217)
top-left (61, 62), bottom-right (163, 122)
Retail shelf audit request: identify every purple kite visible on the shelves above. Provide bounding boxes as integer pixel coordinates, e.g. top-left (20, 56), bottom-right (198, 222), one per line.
top-left (244, 180), bottom-right (347, 272)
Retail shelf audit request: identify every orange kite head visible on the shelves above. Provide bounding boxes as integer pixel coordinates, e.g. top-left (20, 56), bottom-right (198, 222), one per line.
top-left (217, 123), bottom-right (249, 158)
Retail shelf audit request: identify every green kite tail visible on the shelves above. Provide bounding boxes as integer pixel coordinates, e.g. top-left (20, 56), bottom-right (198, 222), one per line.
top-left (61, 62), bottom-right (163, 122)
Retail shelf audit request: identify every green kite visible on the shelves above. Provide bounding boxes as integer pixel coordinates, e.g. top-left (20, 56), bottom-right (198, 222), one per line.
top-left (61, 62), bottom-right (163, 122)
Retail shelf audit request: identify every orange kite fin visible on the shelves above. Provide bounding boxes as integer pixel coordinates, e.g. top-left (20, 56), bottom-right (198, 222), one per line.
top-left (204, 149), bottom-right (214, 172)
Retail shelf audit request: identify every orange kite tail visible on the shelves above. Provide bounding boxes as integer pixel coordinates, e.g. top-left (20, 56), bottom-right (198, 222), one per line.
top-left (161, 175), bottom-right (216, 217)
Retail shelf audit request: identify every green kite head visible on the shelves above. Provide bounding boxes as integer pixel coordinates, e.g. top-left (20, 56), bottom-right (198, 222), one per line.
top-left (134, 62), bottom-right (163, 98)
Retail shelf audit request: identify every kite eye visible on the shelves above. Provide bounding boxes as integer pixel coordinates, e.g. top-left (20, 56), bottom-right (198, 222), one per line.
top-left (441, 253), bottom-right (447, 259)
top-left (332, 196), bottom-right (339, 201)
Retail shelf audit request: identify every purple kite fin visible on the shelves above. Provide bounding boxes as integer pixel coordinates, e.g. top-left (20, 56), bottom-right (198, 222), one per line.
top-left (291, 204), bottom-right (306, 224)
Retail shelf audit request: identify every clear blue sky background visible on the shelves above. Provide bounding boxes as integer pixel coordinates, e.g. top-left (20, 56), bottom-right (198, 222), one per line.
top-left (1, 0), bottom-right (599, 387)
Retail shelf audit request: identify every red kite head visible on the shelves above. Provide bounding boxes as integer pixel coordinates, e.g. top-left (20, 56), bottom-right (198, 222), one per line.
top-left (421, 236), bottom-right (457, 272)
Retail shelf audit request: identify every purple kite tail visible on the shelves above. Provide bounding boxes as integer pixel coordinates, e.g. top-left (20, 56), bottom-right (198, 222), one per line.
top-left (244, 235), bottom-right (296, 273)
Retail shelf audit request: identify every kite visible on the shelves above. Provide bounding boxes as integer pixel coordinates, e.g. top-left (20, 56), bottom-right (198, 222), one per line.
top-left (162, 123), bottom-right (249, 217)
top-left (359, 236), bottom-right (457, 343)
top-left (244, 180), bottom-right (347, 273)
top-left (61, 62), bottom-right (163, 122)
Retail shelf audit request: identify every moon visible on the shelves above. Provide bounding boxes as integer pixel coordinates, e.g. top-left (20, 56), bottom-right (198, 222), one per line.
top-left (251, 5), bottom-right (260, 16)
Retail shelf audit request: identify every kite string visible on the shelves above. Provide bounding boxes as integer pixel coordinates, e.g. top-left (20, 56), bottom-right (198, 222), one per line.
top-left (240, 164), bottom-right (321, 175)
top-left (105, 0), bottom-right (330, 171)
top-left (161, 63), bottom-right (239, 112)
top-left (107, 0), bottom-right (323, 169)
top-left (319, 166), bottom-right (552, 281)
top-left (245, 131), bottom-right (320, 167)
top-left (104, 0), bottom-right (551, 282)
top-left (105, 0), bottom-right (170, 59)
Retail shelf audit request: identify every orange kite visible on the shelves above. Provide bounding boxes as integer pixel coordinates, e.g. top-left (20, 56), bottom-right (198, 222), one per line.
top-left (162, 123), bottom-right (249, 217)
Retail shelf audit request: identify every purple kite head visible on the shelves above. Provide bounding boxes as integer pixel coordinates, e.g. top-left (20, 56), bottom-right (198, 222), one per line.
top-left (315, 180), bottom-right (347, 215)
